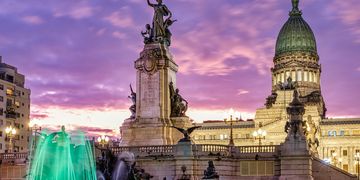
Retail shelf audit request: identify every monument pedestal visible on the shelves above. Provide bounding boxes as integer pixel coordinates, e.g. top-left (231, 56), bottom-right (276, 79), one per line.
top-left (121, 43), bottom-right (193, 146)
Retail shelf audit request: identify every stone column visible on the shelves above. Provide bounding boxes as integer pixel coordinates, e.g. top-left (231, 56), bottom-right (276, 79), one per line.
top-left (280, 90), bottom-right (313, 180)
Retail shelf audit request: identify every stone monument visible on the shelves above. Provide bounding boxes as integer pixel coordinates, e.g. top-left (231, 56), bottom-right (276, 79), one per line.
top-left (120, 0), bottom-right (192, 146)
top-left (279, 90), bottom-right (313, 180)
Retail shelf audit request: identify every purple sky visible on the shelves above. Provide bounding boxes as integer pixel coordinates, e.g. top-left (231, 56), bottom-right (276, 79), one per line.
top-left (0, 0), bottom-right (359, 136)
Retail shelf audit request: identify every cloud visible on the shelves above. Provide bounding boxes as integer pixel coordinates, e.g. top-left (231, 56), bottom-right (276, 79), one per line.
top-left (327, 0), bottom-right (360, 43)
top-left (112, 31), bottom-right (126, 39)
top-left (171, 1), bottom-right (280, 76)
top-left (237, 89), bottom-right (249, 96)
top-left (21, 15), bottom-right (44, 25)
top-left (104, 11), bottom-right (134, 28)
top-left (54, 6), bottom-right (94, 20)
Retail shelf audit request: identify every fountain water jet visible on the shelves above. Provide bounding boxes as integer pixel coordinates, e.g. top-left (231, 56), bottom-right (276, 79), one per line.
top-left (27, 126), bottom-right (97, 180)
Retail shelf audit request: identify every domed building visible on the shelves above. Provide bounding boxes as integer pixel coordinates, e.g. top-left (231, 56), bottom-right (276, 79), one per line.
top-left (192, 0), bottom-right (360, 176)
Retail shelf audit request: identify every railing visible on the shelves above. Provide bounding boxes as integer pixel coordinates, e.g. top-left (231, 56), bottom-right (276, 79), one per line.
top-left (112, 145), bottom-right (175, 156)
top-left (193, 144), bottom-right (229, 152)
top-left (0, 152), bottom-right (28, 160)
top-left (237, 145), bottom-right (277, 153)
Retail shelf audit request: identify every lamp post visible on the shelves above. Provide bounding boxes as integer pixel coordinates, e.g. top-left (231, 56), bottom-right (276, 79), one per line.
top-left (224, 108), bottom-right (239, 146)
top-left (355, 152), bottom-right (360, 180)
top-left (253, 128), bottom-right (266, 146)
top-left (5, 126), bottom-right (17, 153)
top-left (97, 135), bottom-right (110, 148)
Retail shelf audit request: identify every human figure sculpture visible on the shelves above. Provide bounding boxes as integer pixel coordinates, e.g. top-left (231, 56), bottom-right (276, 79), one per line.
top-left (146, 0), bottom-right (172, 41)
top-left (202, 161), bottom-right (219, 179)
top-left (141, 24), bottom-right (152, 44)
top-left (169, 82), bottom-right (188, 117)
top-left (128, 84), bottom-right (136, 119)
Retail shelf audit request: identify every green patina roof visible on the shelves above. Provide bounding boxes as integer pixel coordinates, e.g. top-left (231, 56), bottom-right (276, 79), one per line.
top-left (275, 1), bottom-right (317, 56)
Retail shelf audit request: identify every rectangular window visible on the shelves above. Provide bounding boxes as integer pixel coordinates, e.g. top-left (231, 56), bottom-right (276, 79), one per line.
top-left (14, 123), bottom-right (20, 129)
top-left (220, 134), bottom-right (224, 140)
top-left (6, 88), bottom-right (14, 96)
top-left (0, 131), bottom-right (2, 137)
top-left (0, 143), bottom-right (2, 150)
top-left (0, 84), bottom-right (3, 90)
top-left (0, 96), bottom-right (3, 102)
top-left (353, 130), bottom-right (360, 135)
top-left (0, 108), bottom-right (3, 116)
top-left (343, 164), bottom-right (348, 171)
top-left (339, 130), bottom-right (345, 136)
top-left (15, 101), bottom-right (20, 108)
top-left (0, 119), bottom-right (3, 126)
top-left (343, 150), bottom-right (348, 156)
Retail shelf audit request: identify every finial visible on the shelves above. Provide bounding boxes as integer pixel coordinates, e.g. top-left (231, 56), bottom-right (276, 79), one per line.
top-left (290, 0), bottom-right (302, 16)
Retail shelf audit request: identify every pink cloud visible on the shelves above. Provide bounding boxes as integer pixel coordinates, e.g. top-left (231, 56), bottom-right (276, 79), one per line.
top-left (54, 6), bottom-right (94, 20)
top-left (21, 15), bottom-right (44, 25)
top-left (237, 89), bottom-right (249, 96)
top-left (112, 31), bottom-right (126, 40)
top-left (327, 0), bottom-right (360, 43)
top-left (104, 11), bottom-right (134, 28)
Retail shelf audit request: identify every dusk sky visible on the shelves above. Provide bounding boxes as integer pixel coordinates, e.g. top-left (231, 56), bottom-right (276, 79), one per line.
top-left (0, 0), bottom-right (359, 137)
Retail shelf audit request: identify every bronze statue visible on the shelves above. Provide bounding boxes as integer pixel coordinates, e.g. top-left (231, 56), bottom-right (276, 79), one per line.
top-left (147, 0), bottom-right (172, 40)
top-left (202, 161), bottom-right (219, 179)
top-left (128, 84), bottom-right (136, 119)
top-left (292, 0), bottom-right (299, 11)
top-left (144, 0), bottom-right (175, 46)
top-left (141, 24), bottom-right (152, 44)
top-left (171, 126), bottom-right (201, 142)
top-left (169, 82), bottom-right (188, 117)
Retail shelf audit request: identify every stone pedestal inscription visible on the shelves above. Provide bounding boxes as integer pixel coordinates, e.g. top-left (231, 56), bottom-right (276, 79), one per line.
top-left (139, 71), bottom-right (160, 118)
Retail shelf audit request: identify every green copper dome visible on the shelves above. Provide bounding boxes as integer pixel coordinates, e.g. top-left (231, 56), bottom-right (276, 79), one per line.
top-left (275, 1), bottom-right (317, 56)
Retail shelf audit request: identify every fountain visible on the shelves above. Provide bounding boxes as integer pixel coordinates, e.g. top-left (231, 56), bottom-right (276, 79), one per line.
top-left (27, 126), bottom-right (97, 180)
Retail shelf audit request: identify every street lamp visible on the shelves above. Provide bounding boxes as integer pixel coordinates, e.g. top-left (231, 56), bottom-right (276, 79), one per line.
top-left (5, 126), bottom-right (17, 153)
top-left (355, 152), bottom-right (360, 180)
top-left (253, 128), bottom-right (266, 146)
top-left (224, 108), bottom-right (240, 146)
top-left (97, 135), bottom-right (110, 148)
top-left (29, 121), bottom-right (42, 154)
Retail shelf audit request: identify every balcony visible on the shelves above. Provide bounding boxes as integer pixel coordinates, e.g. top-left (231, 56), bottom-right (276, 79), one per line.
top-left (5, 105), bottom-right (17, 119)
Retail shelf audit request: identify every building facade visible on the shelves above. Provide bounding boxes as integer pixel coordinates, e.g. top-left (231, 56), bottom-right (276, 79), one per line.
top-left (0, 56), bottom-right (31, 153)
top-left (191, 1), bottom-right (360, 176)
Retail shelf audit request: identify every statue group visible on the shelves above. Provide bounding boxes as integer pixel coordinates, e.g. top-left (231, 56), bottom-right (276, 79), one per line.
top-left (169, 82), bottom-right (188, 117)
top-left (142, 0), bottom-right (176, 46)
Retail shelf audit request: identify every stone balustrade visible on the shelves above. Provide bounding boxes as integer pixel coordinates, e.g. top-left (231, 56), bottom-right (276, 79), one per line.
top-left (0, 152), bottom-right (28, 160)
top-left (112, 145), bottom-right (175, 156)
top-left (237, 145), bottom-right (277, 153)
